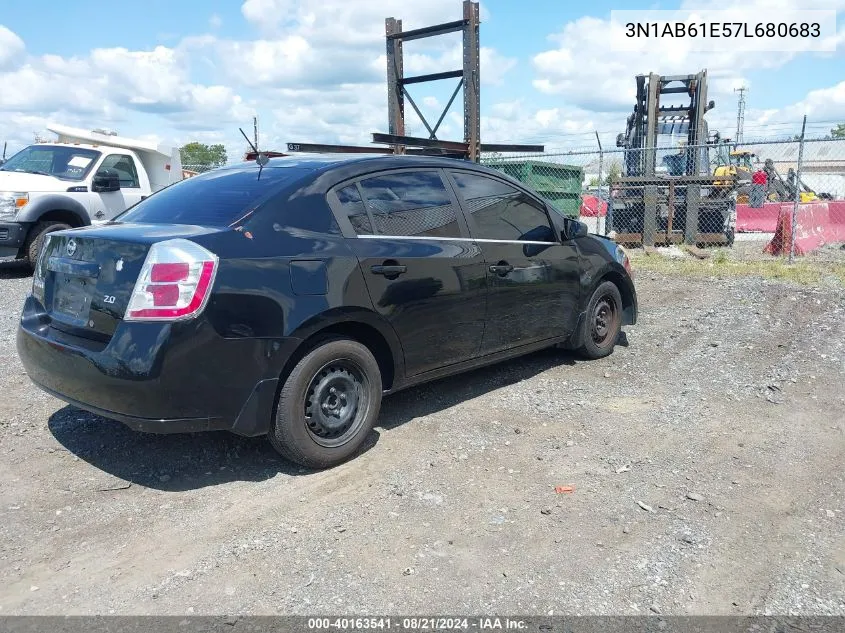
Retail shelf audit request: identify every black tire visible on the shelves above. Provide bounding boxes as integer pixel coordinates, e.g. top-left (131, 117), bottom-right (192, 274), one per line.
top-left (269, 337), bottom-right (382, 469)
top-left (577, 280), bottom-right (623, 360)
top-left (25, 221), bottom-right (72, 268)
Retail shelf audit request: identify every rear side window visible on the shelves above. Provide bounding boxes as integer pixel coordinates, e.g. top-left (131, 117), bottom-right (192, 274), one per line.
top-left (335, 185), bottom-right (374, 235)
top-left (116, 167), bottom-right (309, 227)
top-left (358, 171), bottom-right (461, 238)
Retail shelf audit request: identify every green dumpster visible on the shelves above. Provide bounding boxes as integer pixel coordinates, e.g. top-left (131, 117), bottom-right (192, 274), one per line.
top-left (486, 160), bottom-right (583, 219)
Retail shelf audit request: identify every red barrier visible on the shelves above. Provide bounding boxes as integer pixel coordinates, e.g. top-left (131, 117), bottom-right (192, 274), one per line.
top-left (580, 194), bottom-right (607, 217)
top-left (764, 201), bottom-right (845, 256)
top-left (736, 202), bottom-right (785, 233)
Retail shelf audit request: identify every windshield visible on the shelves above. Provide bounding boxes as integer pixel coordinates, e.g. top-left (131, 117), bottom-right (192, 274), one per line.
top-left (0, 145), bottom-right (102, 181)
top-left (115, 165), bottom-right (311, 227)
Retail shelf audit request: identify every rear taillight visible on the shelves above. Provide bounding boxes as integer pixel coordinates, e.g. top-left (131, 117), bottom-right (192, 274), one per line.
top-left (125, 239), bottom-right (218, 322)
top-left (31, 234), bottom-right (52, 303)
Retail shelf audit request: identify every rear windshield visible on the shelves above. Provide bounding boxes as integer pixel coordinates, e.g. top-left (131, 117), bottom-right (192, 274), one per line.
top-left (115, 166), bottom-right (310, 227)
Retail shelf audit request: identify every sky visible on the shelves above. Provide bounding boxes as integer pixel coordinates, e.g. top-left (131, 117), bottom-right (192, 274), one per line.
top-left (0, 0), bottom-right (843, 164)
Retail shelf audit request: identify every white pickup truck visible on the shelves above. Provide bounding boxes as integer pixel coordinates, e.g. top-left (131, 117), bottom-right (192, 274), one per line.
top-left (0, 124), bottom-right (183, 268)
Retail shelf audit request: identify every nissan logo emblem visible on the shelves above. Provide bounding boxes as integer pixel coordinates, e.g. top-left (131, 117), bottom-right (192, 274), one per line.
top-left (66, 239), bottom-right (77, 257)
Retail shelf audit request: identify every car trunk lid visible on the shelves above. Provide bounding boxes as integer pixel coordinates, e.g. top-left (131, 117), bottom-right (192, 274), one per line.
top-left (36, 223), bottom-right (222, 340)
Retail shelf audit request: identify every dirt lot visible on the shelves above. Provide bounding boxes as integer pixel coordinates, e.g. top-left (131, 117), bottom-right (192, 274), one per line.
top-left (0, 255), bottom-right (843, 616)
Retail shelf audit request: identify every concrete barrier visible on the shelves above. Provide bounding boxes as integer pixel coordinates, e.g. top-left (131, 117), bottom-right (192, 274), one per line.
top-left (736, 202), bottom-right (785, 233)
top-left (764, 201), bottom-right (845, 256)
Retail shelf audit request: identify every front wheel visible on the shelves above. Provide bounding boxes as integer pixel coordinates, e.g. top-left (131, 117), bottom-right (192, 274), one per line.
top-left (269, 337), bottom-right (382, 469)
top-left (577, 281), bottom-right (623, 360)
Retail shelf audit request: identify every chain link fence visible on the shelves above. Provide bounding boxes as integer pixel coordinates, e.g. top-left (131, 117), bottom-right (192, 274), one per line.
top-left (482, 136), bottom-right (845, 262)
top-left (181, 164), bottom-right (218, 177)
top-left (187, 135), bottom-right (845, 262)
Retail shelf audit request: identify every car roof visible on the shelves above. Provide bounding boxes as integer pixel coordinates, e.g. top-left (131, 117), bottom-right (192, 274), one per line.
top-left (217, 153), bottom-right (500, 174)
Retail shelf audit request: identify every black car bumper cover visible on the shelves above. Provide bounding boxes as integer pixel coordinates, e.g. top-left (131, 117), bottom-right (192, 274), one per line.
top-left (17, 303), bottom-right (299, 437)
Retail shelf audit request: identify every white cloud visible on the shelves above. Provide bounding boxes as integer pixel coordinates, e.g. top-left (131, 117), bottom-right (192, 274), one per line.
top-left (215, 37), bottom-right (313, 87)
top-left (0, 24), bottom-right (25, 70)
top-left (1, 1), bottom-right (843, 164)
top-left (216, 1), bottom-right (514, 90)
top-left (532, 1), bottom-right (845, 115)
top-left (0, 29), bottom-right (253, 157)
top-left (765, 81), bottom-right (845, 123)
top-left (240, 0), bottom-right (298, 34)
top-left (209, 13), bottom-right (223, 30)
top-left (242, 0), bottom-right (461, 45)
top-left (392, 45), bottom-right (515, 87)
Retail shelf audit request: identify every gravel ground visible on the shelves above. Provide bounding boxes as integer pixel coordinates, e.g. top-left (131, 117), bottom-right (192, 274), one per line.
top-left (0, 260), bottom-right (843, 616)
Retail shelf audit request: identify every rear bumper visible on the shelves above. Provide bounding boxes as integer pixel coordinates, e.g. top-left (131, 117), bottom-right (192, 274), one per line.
top-left (0, 221), bottom-right (28, 259)
top-left (32, 381), bottom-right (232, 434)
top-left (16, 295), bottom-right (298, 436)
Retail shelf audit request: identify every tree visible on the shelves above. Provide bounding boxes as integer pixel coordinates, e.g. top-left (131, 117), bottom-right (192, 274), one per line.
top-left (179, 142), bottom-right (228, 170)
top-left (831, 123), bottom-right (845, 139)
top-left (604, 160), bottom-right (621, 186)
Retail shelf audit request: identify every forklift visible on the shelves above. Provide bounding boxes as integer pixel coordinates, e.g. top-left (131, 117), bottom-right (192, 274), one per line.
top-left (610, 70), bottom-right (736, 247)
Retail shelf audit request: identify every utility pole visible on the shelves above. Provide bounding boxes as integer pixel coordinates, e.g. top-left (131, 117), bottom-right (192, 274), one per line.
top-left (253, 116), bottom-right (259, 153)
top-left (734, 86), bottom-right (747, 144)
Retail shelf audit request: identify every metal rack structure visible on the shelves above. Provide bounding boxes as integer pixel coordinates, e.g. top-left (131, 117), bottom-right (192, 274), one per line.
top-left (285, 1), bottom-right (542, 161)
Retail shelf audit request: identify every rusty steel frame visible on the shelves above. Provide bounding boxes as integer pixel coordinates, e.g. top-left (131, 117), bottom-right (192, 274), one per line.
top-left (287, 1), bottom-right (541, 161)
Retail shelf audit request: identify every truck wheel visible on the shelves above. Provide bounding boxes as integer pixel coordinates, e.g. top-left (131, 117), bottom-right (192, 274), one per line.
top-left (269, 337), bottom-right (382, 469)
top-left (26, 221), bottom-right (72, 268)
top-left (577, 281), bottom-right (623, 360)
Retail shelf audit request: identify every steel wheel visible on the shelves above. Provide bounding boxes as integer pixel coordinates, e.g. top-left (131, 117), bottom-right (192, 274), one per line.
top-left (577, 280), bottom-right (624, 359)
top-left (591, 295), bottom-right (620, 348)
top-left (303, 359), bottom-right (369, 448)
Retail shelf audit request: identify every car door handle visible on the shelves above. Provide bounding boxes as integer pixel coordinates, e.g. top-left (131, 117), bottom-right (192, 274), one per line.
top-left (371, 264), bottom-right (407, 276)
top-left (489, 263), bottom-right (514, 275)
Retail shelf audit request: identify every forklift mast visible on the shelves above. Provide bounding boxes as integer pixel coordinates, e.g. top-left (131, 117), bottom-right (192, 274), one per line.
top-left (616, 70), bottom-right (716, 178)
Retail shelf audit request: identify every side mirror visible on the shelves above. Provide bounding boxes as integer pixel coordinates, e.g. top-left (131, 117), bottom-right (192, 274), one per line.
top-left (92, 169), bottom-right (120, 193)
top-left (561, 218), bottom-right (588, 241)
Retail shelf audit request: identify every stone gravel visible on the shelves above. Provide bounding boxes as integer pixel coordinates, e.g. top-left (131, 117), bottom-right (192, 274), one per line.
top-left (0, 260), bottom-right (843, 615)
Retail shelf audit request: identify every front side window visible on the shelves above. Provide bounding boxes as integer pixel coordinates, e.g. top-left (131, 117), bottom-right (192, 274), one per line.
top-left (357, 170), bottom-right (461, 239)
top-left (450, 171), bottom-right (556, 243)
top-left (97, 154), bottom-right (140, 188)
top-left (0, 145), bottom-right (101, 181)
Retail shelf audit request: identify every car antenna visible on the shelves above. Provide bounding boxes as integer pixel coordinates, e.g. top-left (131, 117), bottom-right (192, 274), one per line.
top-left (239, 127), bottom-right (268, 179)
top-left (240, 127), bottom-right (258, 154)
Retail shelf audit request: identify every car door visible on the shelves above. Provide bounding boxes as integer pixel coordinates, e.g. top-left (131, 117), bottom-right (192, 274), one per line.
top-left (327, 168), bottom-right (488, 377)
top-left (88, 154), bottom-right (146, 222)
top-left (445, 169), bottom-right (581, 356)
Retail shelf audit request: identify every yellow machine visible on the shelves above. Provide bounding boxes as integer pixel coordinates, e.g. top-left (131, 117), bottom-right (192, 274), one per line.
top-left (709, 147), bottom-right (755, 202)
top-left (713, 146), bottom-right (819, 203)
top-left (713, 149), bottom-right (754, 188)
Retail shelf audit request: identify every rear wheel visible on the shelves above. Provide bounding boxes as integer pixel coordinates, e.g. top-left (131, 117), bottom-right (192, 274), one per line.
top-left (25, 221), bottom-right (72, 268)
top-left (269, 337), bottom-right (382, 469)
top-left (577, 281), bottom-right (623, 360)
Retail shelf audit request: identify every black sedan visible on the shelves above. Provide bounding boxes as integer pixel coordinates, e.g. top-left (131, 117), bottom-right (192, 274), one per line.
top-left (17, 154), bottom-right (637, 468)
